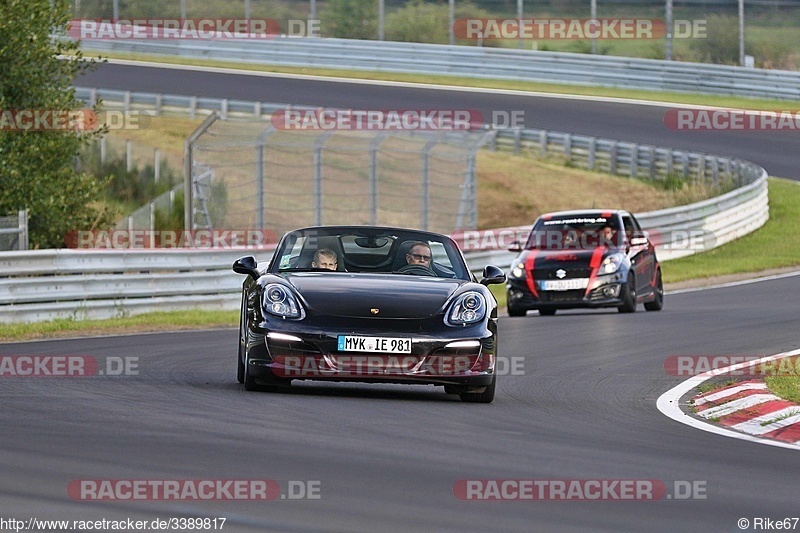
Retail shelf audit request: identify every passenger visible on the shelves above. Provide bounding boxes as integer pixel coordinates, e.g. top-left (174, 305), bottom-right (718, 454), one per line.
top-left (312, 248), bottom-right (338, 270)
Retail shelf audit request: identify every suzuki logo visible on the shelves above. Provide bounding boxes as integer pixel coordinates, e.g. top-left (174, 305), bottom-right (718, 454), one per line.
top-left (556, 269), bottom-right (567, 279)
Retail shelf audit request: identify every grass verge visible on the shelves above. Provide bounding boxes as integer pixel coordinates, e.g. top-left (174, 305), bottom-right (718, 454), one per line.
top-left (764, 356), bottom-right (800, 404)
top-left (663, 178), bottom-right (800, 283)
top-left (0, 310), bottom-right (238, 343)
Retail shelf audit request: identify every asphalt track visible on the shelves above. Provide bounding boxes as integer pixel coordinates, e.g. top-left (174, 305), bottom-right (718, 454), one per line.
top-left (78, 61), bottom-right (800, 180)
top-left (2, 276), bottom-right (800, 532)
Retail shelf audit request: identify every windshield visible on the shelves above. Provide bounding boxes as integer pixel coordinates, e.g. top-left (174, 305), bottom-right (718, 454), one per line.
top-left (525, 215), bottom-right (624, 250)
top-left (269, 227), bottom-right (471, 280)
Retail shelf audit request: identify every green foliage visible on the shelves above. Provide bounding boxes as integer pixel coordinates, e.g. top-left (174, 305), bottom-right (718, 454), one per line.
top-left (0, 0), bottom-right (110, 248)
top-left (684, 14), bottom-right (743, 65)
top-left (80, 141), bottom-right (180, 206)
top-left (321, 0), bottom-right (377, 39)
top-left (385, 0), bottom-right (495, 45)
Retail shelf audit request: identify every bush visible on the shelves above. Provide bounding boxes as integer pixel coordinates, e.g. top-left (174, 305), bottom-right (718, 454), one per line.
top-left (321, 0), bottom-right (377, 39)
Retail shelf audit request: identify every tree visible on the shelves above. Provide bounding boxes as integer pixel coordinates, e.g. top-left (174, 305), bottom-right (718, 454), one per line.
top-left (0, 0), bottom-right (110, 249)
top-left (321, 0), bottom-right (378, 40)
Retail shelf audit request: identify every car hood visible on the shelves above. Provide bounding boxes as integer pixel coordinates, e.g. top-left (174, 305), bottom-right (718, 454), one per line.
top-left (516, 248), bottom-right (616, 270)
top-left (282, 273), bottom-right (466, 319)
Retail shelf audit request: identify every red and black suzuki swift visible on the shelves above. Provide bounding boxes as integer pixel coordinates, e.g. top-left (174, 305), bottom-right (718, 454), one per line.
top-left (505, 210), bottom-right (663, 316)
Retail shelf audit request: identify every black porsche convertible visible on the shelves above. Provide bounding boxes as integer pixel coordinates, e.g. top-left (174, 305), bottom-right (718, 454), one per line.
top-left (233, 226), bottom-right (506, 403)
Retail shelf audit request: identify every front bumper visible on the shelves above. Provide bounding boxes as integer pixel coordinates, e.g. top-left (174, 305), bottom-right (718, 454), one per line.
top-left (245, 316), bottom-right (497, 388)
top-left (507, 273), bottom-right (626, 310)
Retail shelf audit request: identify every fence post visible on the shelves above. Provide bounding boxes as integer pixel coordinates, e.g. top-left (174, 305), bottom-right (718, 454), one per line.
top-left (149, 201), bottom-right (155, 246)
top-left (126, 140), bottom-right (132, 172)
top-left (189, 97), bottom-right (197, 119)
top-left (588, 138), bottom-right (596, 170)
top-left (539, 130), bottom-right (547, 158)
top-left (254, 102), bottom-right (262, 119)
top-left (513, 128), bottom-right (521, 155)
top-left (609, 141), bottom-right (617, 175)
top-left (369, 134), bottom-right (384, 225)
top-left (100, 135), bottom-right (106, 165)
top-left (256, 145), bottom-right (264, 230)
top-left (564, 133), bottom-right (572, 159)
top-left (19, 210), bottom-right (28, 251)
top-left (648, 146), bottom-right (656, 180)
top-left (221, 99), bottom-right (229, 120)
top-left (123, 91), bottom-right (131, 114)
top-left (666, 149), bottom-right (674, 175)
top-left (630, 144), bottom-right (638, 179)
top-left (154, 94), bottom-right (162, 116)
top-left (154, 149), bottom-right (160, 183)
top-left (421, 139), bottom-right (437, 231)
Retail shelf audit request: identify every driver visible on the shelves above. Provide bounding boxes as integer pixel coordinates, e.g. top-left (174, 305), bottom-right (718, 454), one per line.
top-left (405, 242), bottom-right (432, 268)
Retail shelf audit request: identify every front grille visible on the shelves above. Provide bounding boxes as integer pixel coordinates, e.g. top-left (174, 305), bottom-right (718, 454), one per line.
top-left (532, 268), bottom-right (592, 281)
top-left (538, 290), bottom-right (586, 303)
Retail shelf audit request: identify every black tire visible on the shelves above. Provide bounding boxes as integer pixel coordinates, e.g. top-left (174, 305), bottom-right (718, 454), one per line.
top-left (644, 269), bottom-right (664, 311)
top-left (237, 297), bottom-right (245, 384)
top-left (618, 274), bottom-right (637, 313)
top-left (507, 303), bottom-right (526, 317)
top-left (459, 375), bottom-right (496, 403)
top-left (243, 359), bottom-right (261, 391)
top-left (538, 308), bottom-right (557, 316)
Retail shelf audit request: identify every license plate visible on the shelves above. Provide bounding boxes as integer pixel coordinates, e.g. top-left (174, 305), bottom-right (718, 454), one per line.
top-left (337, 335), bottom-right (412, 354)
top-left (540, 278), bottom-right (589, 291)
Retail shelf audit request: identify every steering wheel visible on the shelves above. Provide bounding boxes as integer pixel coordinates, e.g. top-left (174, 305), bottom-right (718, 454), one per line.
top-left (394, 264), bottom-right (437, 276)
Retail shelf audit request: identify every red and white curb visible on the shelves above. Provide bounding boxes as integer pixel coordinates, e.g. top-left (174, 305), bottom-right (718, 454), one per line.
top-left (657, 348), bottom-right (800, 450)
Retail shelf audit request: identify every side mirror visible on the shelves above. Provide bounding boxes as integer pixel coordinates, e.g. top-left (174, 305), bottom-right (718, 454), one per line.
top-left (233, 256), bottom-right (260, 280)
top-left (507, 240), bottom-right (522, 252)
top-left (630, 231), bottom-right (650, 247)
top-left (480, 265), bottom-right (507, 286)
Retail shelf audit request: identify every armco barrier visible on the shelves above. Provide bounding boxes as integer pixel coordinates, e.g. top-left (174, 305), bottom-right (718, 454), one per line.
top-left (78, 37), bottom-right (800, 100)
top-left (0, 166), bottom-right (767, 323)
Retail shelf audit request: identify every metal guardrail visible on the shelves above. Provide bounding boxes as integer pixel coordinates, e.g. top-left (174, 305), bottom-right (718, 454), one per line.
top-left (79, 37), bottom-right (800, 100)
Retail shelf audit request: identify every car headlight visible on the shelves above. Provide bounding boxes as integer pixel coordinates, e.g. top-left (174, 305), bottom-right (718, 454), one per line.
top-left (509, 262), bottom-right (526, 279)
top-left (600, 253), bottom-right (625, 275)
top-left (446, 291), bottom-right (487, 326)
top-left (262, 284), bottom-right (303, 319)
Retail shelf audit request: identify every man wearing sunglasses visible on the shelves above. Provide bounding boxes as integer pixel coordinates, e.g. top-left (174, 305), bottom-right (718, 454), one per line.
top-left (405, 241), bottom-right (433, 267)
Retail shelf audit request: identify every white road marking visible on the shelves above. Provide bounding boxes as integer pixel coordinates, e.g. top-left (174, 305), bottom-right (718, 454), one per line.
top-left (731, 408), bottom-right (800, 436)
top-left (693, 382), bottom-right (768, 406)
top-left (696, 394), bottom-right (781, 419)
